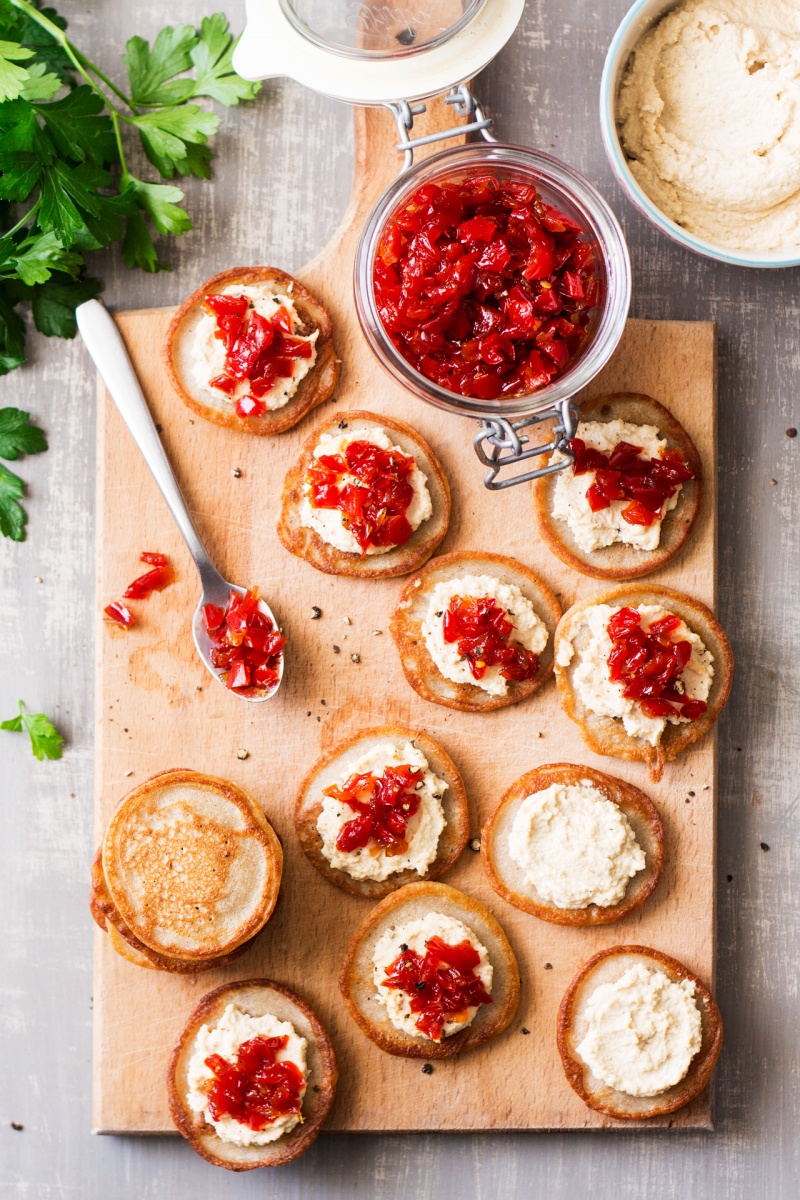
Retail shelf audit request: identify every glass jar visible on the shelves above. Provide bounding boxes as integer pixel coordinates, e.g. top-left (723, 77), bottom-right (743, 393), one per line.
top-left (354, 142), bottom-right (631, 423)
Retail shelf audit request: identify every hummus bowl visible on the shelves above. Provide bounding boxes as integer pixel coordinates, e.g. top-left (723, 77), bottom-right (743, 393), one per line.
top-left (600, 0), bottom-right (800, 268)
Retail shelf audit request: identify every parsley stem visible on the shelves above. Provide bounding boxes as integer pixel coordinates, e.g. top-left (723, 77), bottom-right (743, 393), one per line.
top-left (3, 199), bottom-right (40, 240)
top-left (71, 47), bottom-right (136, 112)
top-left (109, 111), bottom-right (131, 188)
top-left (8, 0), bottom-right (133, 113)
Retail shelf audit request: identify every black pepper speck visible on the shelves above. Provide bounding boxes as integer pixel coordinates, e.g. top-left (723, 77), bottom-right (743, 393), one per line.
top-left (422, 1063), bottom-right (433, 1075)
top-left (760, 842), bottom-right (770, 852)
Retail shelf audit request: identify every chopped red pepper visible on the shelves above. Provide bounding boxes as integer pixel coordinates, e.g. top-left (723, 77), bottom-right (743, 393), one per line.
top-left (382, 935), bottom-right (492, 1041)
top-left (570, 437), bottom-right (695, 526)
top-left (607, 607), bottom-right (707, 721)
top-left (442, 595), bottom-right (539, 683)
top-left (323, 763), bottom-right (423, 855)
top-left (203, 587), bottom-right (285, 696)
top-left (373, 173), bottom-right (599, 400)
top-left (139, 551), bottom-right (168, 567)
top-left (205, 1035), bottom-right (304, 1132)
top-left (308, 439), bottom-right (416, 554)
top-left (203, 292), bottom-right (313, 413)
top-left (104, 601), bottom-right (135, 628)
top-left (123, 565), bottom-right (171, 599)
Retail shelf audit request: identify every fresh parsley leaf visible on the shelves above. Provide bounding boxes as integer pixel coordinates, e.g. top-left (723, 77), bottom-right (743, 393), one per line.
top-left (20, 61), bottom-right (61, 102)
top-left (0, 148), bottom-right (45, 201)
top-left (0, 283), bottom-right (25, 374)
top-left (122, 210), bottom-right (161, 273)
top-left (6, 229), bottom-right (82, 285)
top-left (131, 104), bottom-right (219, 166)
top-left (0, 460), bottom-right (26, 539)
top-left (38, 159), bottom-right (115, 242)
top-left (124, 24), bottom-right (198, 107)
top-left (26, 271), bottom-right (101, 337)
top-left (13, 5), bottom-right (74, 87)
top-left (190, 15), bottom-right (260, 106)
top-left (0, 38), bottom-right (34, 103)
top-left (0, 407), bottom-right (47, 459)
top-left (34, 86), bottom-right (117, 165)
top-left (124, 176), bottom-right (192, 236)
top-left (141, 133), bottom-right (213, 180)
top-left (1, 700), bottom-right (64, 760)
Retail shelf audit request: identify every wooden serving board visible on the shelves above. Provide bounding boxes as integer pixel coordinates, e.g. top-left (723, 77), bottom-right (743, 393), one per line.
top-left (93, 99), bottom-right (717, 1133)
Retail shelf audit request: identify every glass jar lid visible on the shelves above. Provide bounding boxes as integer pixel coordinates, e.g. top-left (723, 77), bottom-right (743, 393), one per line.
top-left (233, 0), bottom-right (523, 105)
top-left (279, 0), bottom-right (487, 60)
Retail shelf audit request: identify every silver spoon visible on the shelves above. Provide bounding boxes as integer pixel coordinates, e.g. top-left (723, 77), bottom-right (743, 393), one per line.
top-left (76, 298), bottom-right (284, 703)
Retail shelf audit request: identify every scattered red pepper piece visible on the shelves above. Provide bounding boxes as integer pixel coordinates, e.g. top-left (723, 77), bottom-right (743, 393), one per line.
top-left (382, 936), bottom-right (493, 1041)
top-left (123, 564), bottom-right (171, 599)
top-left (104, 601), bottom-right (135, 628)
top-left (373, 173), bottom-right (599, 400)
top-left (607, 606), bottom-right (707, 721)
top-left (205, 1035), bottom-right (304, 1132)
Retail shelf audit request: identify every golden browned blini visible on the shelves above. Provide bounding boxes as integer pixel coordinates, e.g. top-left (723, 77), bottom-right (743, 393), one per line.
top-left (534, 393), bottom-right (703, 580)
top-left (481, 763), bottom-right (664, 925)
top-left (339, 881), bottom-right (520, 1059)
top-left (106, 920), bottom-right (157, 970)
top-left (102, 769), bottom-right (283, 965)
top-left (557, 945), bottom-right (723, 1120)
top-left (295, 726), bottom-right (469, 899)
top-left (390, 551), bottom-right (562, 712)
top-left (164, 267), bottom-right (338, 436)
top-left (168, 979), bottom-right (337, 1170)
top-left (90, 847), bottom-right (256, 974)
top-left (277, 409), bottom-right (450, 578)
top-left (554, 585), bottom-right (733, 781)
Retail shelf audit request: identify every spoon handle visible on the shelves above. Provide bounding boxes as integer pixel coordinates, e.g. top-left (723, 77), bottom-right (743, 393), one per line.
top-left (76, 300), bottom-right (223, 590)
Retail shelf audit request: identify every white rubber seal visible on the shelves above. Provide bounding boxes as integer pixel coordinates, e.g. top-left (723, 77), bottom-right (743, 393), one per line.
top-left (233, 0), bottom-right (524, 105)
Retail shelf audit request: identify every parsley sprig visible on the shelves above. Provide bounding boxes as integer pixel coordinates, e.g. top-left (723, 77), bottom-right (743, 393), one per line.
top-left (0, 404), bottom-right (46, 537)
top-left (2, 698), bottom-right (63, 759)
top-left (0, 1), bottom-right (259, 371)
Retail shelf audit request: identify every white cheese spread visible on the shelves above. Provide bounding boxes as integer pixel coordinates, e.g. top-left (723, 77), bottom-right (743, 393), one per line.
top-left (372, 911), bottom-right (492, 1040)
top-left (618, 0), bottom-right (800, 253)
top-left (299, 427), bottom-right (432, 556)
top-left (316, 739), bottom-right (447, 882)
top-left (421, 574), bottom-right (548, 697)
top-left (576, 963), bottom-right (703, 1097)
top-left (551, 419), bottom-right (680, 553)
top-left (189, 282), bottom-right (318, 412)
top-left (557, 602), bottom-right (714, 745)
top-left (186, 1003), bottom-right (307, 1145)
top-left (508, 781), bottom-right (645, 908)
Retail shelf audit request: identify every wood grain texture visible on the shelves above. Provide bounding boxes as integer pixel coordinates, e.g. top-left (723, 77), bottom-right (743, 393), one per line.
top-left (93, 97), bottom-right (718, 1134)
top-left (3, 2), bottom-right (799, 1196)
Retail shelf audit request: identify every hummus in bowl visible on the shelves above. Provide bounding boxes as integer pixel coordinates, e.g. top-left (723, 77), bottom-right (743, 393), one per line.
top-left (601, 0), bottom-right (800, 266)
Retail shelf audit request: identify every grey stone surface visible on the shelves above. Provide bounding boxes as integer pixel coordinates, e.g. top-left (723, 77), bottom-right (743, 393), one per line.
top-left (1, 1), bottom-right (798, 1196)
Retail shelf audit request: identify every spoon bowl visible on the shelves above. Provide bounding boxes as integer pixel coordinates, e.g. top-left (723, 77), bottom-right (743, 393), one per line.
top-left (191, 580), bottom-right (284, 703)
top-left (76, 299), bottom-right (284, 703)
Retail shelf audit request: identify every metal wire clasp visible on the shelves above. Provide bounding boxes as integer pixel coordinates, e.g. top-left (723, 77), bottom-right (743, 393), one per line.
top-left (386, 84), bottom-right (496, 172)
top-left (474, 399), bottom-right (579, 490)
